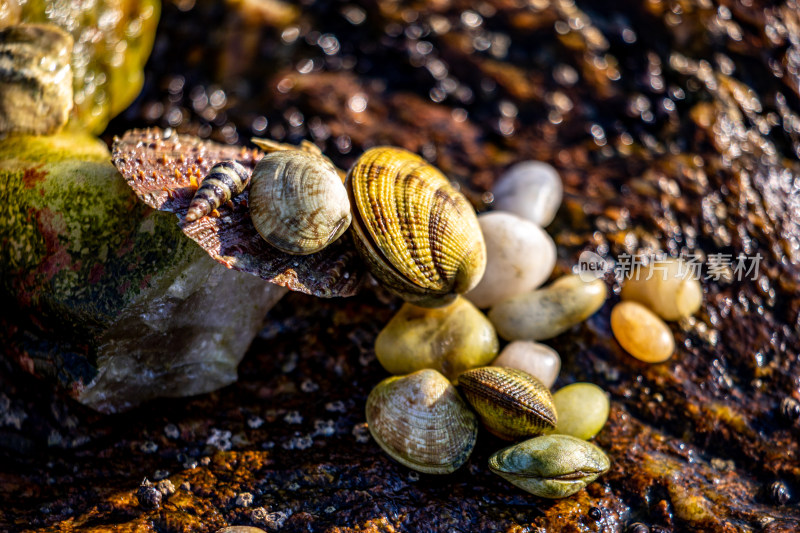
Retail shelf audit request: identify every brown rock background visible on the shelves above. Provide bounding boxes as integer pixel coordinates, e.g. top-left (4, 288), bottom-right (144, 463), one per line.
top-left (2, 0), bottom-right (800, 531)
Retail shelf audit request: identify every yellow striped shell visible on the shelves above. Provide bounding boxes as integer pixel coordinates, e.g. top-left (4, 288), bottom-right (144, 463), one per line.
top-left (458, 366), bottom-right (557, 440)
top-left (346, 146), bottom-right (486, 307)
top-left (366, 369), bottom-right (478, 474)
top-left (249, 150), bottom-right (351, 255)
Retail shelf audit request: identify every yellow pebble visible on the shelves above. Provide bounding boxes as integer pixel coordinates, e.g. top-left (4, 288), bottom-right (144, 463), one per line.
top-left (375, 296), bottom-right (499, 380)
top-left (611, 301), bottom-right (675, 363)
top-left (620, 258), bottom-right (702, 321)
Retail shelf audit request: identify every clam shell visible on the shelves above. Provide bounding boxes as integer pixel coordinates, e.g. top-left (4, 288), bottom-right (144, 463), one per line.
top-left (458, 366), bottom-right (557, 440)
top-left (488, 434), bottom-right (610, 498)
top-left (249, 150), bottom-right (352, 255)
top-left (365, 369), bottom-right (478, 474)
top-left (347, 146), bottom-right (486, 307)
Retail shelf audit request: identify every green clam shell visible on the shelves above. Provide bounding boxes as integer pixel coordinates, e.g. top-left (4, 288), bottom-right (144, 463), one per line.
top-left (488, 434), bottom-right (610, 498)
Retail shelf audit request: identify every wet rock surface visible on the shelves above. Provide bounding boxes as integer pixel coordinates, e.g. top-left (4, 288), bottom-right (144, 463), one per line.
top-left (3, 0), bottom-right (800, 531)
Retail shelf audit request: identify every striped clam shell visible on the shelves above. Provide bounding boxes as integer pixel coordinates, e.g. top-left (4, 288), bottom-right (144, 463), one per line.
top-left (366, 369), bottom-right (478, 474)
top-left (346, 146), bottom-right (486, 308)
top-left (249, 150), bottom-right (352, 255)
top-left (458, 366), bottom-right (557, 440)
top-left (185, 160), bottom-right (250, 222)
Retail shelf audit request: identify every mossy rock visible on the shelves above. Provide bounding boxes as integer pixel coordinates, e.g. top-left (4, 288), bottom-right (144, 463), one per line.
top-left (0, 133), bottom-right (285, 413)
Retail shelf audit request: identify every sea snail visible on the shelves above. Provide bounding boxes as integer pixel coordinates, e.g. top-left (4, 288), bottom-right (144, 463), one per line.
top-left (185, 160), bottom-right (250, 223)
top-left (185, 138), bottom-right (352, 256)
top-left (346, 146), bottom-right (487, 308)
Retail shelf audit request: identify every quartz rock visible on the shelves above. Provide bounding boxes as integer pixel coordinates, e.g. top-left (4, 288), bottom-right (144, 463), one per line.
top-left (489, 274), bottom-right (607, 341)
top-left (465, 212), bottom-right (556, 309)
top-left (0, 133), bottom-right (286, 413)
top-left (492, 161), bottom-right (563, 227)
top-left (491, 341), bottom-right (561, 389)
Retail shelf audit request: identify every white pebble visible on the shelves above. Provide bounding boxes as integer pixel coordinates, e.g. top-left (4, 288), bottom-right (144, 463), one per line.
top-left (465, 212), bottom-right (556, 309)
top-left (491, 341), bottom-right (561, 388)
top-left (492, 161), bottom-right (563, 226)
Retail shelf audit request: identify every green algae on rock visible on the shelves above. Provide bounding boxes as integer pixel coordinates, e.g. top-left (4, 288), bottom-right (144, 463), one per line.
top-left (6, 0), bottom-right (160, 134)
top-left (0, 132), bottom-right (286, 413)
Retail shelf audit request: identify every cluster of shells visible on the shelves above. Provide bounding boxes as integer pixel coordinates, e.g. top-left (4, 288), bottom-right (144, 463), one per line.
top-left (188, 139), bottom-right (703, 499)
top-left (187, 138), bottom-right (485, 306)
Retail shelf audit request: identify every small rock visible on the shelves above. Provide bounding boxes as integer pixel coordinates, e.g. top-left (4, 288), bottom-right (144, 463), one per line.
top-left (156, 479), bottom-right (175, 496)
top-left (489, 274), bottom-right (607, 341)
top-left (491, 341), bottom-right (561, 388)
top-left (620, 258), bottom-right (702, 320)
top-left (466, 212), bottom-right (556, 309)
top-left (492, 161), bottom-right (563, 227)
top-left (552, 383), bottom-right (610, 439)
top-left (136, 479), bottom-right (161, 509)
top-left (216, 527), bottom-right (268, 533)
top-left (611, 301), bottom-right (675, 363)
top-left (375, 296), bottom-right (499, 380)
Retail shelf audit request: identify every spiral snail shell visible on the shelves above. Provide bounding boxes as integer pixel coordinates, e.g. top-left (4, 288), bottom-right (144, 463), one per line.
top-left (249, 150), bottom-right (352, 255)
top-left (346, 146), bottom-right (486, 307)
top-left (185, 160), bottom-right (250, 222)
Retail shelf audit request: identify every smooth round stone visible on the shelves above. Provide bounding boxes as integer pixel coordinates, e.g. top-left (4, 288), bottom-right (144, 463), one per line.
top-left (492, 161), bottom-right (563, 227)
top-left (465, 212), bottom-right (556, 309)
top-left (611, 301), bottom-right (675, 363)
top-left (216, 528), bottom-right (267, 533)
top-left (375, 296), bottom-right (499, 381)
top-left (552, 383), bottom-right (610, 440)
top-left (491, 341), bottom-right (561, 389)
top-left (489, 274), bottom-right (607, 341)
top-left (620, 258), bottom-right (702, 321)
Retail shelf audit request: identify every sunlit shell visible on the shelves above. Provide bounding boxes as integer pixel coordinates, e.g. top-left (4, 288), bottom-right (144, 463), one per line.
top-left (346, 146), bottom-right (486, 307)
top-left (366, 369), bottom-right (478, 474)
top-left (458, 366), bottom-right (557, 440)
top-left (185, 160), bottom-right (250, 222)
top-left (250, 150), bottom-right (351, 255)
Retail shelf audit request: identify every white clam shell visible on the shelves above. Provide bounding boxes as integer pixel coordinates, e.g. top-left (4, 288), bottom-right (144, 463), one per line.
top-left (249, 150), bottom-right (351, 255)
top-left (365, 369), bottom-right (478, 474)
